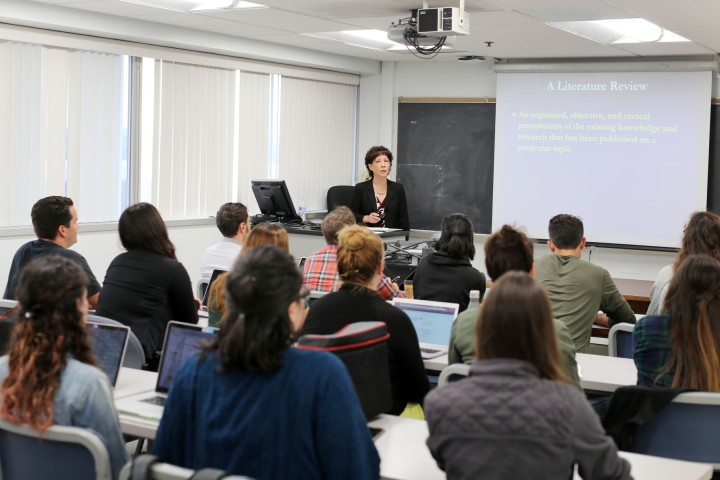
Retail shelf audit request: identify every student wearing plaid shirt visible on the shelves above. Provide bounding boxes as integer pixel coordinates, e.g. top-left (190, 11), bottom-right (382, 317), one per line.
top-left (303, 206), bottom-right (402, 300)
top-left (634, 254), bottom-right (720, 391)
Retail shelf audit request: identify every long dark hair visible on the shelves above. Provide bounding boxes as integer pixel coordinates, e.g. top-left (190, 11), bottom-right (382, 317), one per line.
top-left (476, 271), bottom-right (567, 382)
top-left (673, 211), bottom-right (720, 272)
top-left (119, 203), bottom-right (176, 259)
top-left (1, 256), bottom-right (96, 431)
top-left (204, 245), bottom-right (302, 372)
top-left (664, 254), bottom-right (720, 391)
top-left (434, 213), bottom-right (476, 260)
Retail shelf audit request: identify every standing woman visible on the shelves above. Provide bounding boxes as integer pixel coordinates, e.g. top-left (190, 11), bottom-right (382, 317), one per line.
top-left (153, 245), bottom-right (379, 479)
top-left (351, 146), bottom-right (410, 230)
top-left (0, 256), bottom-right (129, 479)
top-left (413, 213), bottom-right (486, 311)
top-left (96, 203), bottom-right (198, 369)
top-left (425, 272), bottom-right (630, 480)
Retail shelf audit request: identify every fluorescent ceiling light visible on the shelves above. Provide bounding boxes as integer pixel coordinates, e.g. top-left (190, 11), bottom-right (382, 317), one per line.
top-left (118, 0), bottom-right (266, 12)
top-left (549, 18), bottom-right (689, 44)
top-left (303, 29), bottom-right (403, 52)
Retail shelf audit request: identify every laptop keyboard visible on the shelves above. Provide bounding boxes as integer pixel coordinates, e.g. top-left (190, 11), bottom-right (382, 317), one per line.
top-left (421, 347), bottom-right (441, 354)
top-left (140, 396), bottom-right (166, 406)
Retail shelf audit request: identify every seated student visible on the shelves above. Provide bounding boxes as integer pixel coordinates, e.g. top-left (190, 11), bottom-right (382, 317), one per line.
top-left (534, 214), bottom-right (636, 353)
top-left (635, 254), bottom-right (720, 390)
top-left (96, 203), bottom-right (198, 368)
top-left (449, 225), bottom-right (580, 387)
top-left (425, 272), bottom-right (631, 480)
top-left (303, 206), bottom-right (402, 300)
top-left (413, 213), bottom-right (486, 311)
top-left (206, 222), bottom-right (289, 327)
top-left (153, 245), bottom-right (379, 479)
top-left (200, 202), bottom-right (250, 279)
top-left (302, 225), bottom-right (429, 415)
top-left (0, 256), bottom-right (129, 479)
top-left (3, 196), bottom-right (102, 307)
top-left (647, 211), bottom-right (720, 315)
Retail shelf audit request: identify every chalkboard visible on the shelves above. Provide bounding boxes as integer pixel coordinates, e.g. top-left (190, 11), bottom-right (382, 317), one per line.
top-left (396, 101), bottom-right (496, 232)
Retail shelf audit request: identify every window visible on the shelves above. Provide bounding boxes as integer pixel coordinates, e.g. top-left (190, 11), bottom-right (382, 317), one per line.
top-left (0, 41), bottom-right (129, 225)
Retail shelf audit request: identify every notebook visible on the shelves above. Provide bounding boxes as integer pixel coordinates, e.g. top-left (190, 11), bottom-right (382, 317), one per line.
top-left (391, 298), bottom-right (459, 359)
top-left (85, 321), bottom-right (129, 387)
top-left (115, 321), bottom-right (219, 420)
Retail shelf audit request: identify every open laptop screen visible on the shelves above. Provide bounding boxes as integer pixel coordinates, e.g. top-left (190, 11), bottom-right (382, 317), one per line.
top-left (201, 269), bottom-right (227, 307)
top-left (85, 322), bottom-right (129, 387)
top-left (156, 322), bottom-right (219, 393)
top-left (392, 299), bottom-right (459, 346)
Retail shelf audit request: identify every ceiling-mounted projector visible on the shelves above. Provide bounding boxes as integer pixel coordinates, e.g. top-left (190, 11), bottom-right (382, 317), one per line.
top-left (388, 23), bottom-right (456, 47)
top-left (417, 7), bottom-right (469, 37)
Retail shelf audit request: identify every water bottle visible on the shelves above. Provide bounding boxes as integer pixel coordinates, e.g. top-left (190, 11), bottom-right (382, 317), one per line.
top-left (297, 199), bottom-right (307, 222)
top-left (469, 289), bottom-right (480, 307)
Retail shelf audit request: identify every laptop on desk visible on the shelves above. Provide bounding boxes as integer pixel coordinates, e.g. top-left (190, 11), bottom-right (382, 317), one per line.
top-left (85, 321), bottom-right (129, 387)
top-left (115, 321), bottom-right (219, 421)
top-left (391, 298), bottom-right (459, 359)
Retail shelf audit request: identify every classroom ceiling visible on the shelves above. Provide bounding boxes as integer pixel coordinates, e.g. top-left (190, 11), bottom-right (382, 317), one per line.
top-left (28, 0), bottom-right (720, 62)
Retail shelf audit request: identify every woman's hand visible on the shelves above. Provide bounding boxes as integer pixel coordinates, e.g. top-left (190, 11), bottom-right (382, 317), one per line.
top-left (363, 212), bottom-right (381, 224)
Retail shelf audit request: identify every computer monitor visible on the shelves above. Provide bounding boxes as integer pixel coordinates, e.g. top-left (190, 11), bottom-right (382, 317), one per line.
top-left (251, 180), bottom-right (302, 223)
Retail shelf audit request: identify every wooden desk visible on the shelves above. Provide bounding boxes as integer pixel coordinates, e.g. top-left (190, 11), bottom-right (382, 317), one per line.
top-left (369, 414), bottom-right (712, 480)
top-left (423, 353), bottom-right (637, 393)
top-left (615, 278), bottom-right (653, 315)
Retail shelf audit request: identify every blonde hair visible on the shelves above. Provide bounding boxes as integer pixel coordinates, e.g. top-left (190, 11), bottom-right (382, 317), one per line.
top-left (337, 225), bottom-right (383, 287)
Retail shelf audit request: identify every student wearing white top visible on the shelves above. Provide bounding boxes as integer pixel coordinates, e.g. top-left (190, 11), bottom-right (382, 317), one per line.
top-left (200, 202), bottom-right (250, 278)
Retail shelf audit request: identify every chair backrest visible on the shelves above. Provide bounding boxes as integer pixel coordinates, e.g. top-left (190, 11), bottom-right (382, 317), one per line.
top-left (608, 322), bottom-right (635, 358)
top-left (326, 185), bottom-right (355, 211)
top-left (0, 300), bottom-right (18, 355)
top-left (297, 321), bottom-right (392, 419)
top-left (0, 419), bottom-right (112, 480)
top-left (438, 363), bottom-right (470, 387)
top-left (88, 314), bottom-right (146, 369)
top-left (196, 277), bottom-right (210, 299)
top-left (632, 392), bottom-right (720, 469)
top-left (119, 455), bottom-right (255, 480)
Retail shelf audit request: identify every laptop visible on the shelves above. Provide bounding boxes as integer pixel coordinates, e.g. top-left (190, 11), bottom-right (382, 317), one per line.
top-left (85, 321), bottom-right (129, 387)
top-left (115, 321), bottom-right (219, 420)
top-left (391, 298), bottom-right (459, 359)
top-left (201, 269), bottom-right (227, 307)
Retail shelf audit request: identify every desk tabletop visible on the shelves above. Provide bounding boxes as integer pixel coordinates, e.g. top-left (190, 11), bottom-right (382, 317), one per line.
top-left (423, 353), bottom-right (637, 393)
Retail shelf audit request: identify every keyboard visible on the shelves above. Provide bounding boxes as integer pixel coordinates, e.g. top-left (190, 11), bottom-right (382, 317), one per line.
top-left (420, 347), bottom-right (441, 355)
top-left (139, 396), bottom-right (166, 406)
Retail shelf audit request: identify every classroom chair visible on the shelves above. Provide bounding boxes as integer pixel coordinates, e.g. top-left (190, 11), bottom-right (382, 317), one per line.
top-left (0, 419), bottom-right (112, 480)
top-left (438, 363), bottom-right (470, 387)
top-left (120, 454), bottom-right (255, 479)
top-left (88, 314), bottom-right (146, 369)
top-left (326, 185), bottom-right (355, 212)
top-left (632, 391), bottom-right (720, 470)
top-left (608, 323), bottom-right (635, 358)
top-left (297, 321), bottom-right (392, 419)
top-left (196, 277), bottom-right (210, 299)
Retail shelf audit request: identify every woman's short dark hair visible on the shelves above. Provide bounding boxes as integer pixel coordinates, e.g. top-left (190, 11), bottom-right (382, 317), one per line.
top-left (434, 213), bottom-right (476, 260)
top-left (476, 271), bottom-right (567, 382)
top-left (364, 146), bottom-right (393, 178)
top-left (1, 256), bottom-right (95, 431)
top-left (206, 245), bottom-right (302, 373)
top-left (119, 203), bottom-right (176, 260)
top-left (664, 254), bottom-right (720, 391)
top-left (484, 225), bottom-right (533, 280)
